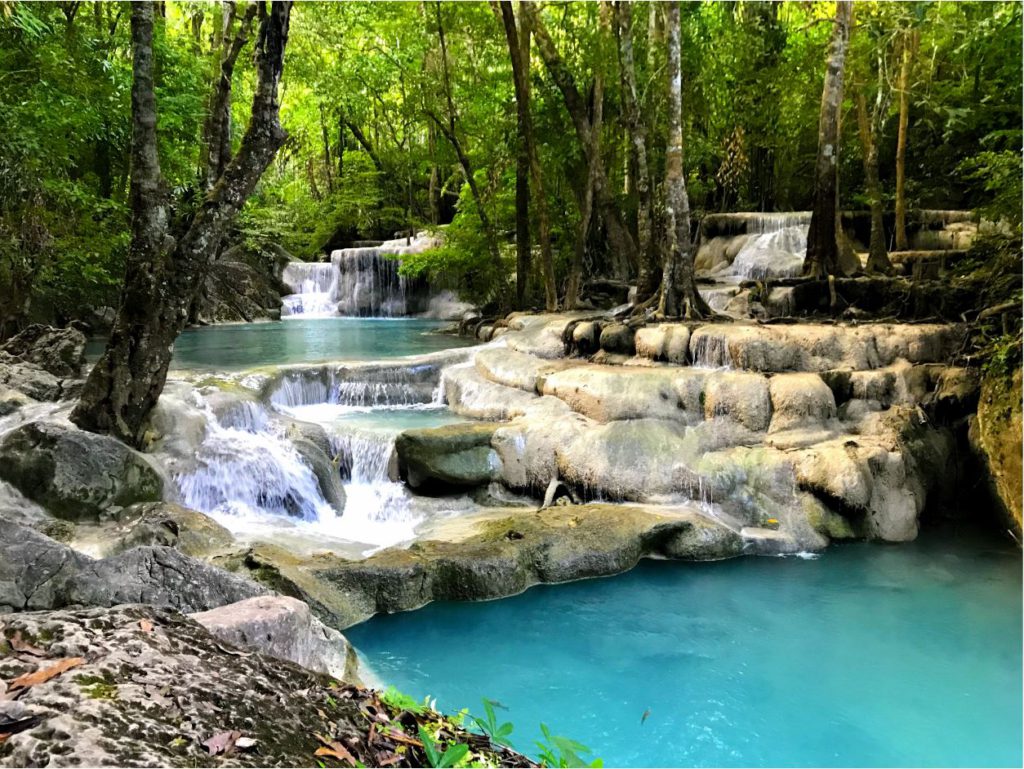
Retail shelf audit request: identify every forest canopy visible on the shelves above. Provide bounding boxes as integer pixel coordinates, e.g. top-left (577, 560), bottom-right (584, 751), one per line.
top-left (0, 0), bottom-right (1020, 324)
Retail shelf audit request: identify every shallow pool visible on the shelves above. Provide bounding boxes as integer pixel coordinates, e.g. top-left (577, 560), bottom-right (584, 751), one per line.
top-left (87, 318), bottom-right (475, 371)
top-left (347, 526), bottom-right (1023, 768)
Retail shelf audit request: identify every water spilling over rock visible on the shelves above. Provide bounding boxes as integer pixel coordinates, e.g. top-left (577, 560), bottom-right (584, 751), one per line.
top-left (281, 233), bottom-right (473, 319)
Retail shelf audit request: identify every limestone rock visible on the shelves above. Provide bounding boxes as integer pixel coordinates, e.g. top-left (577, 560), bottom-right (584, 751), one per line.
top-left (0, 605), bottom-right (525, 768)
top-left (599, 322), bottom-right (636, 355)
top-left (0, 324), bottom-right (86, 379)
top-left (969, 367), bottom-right (1022, 540)
top-left (395, 422), bottom-right (500, 491)
top-left (0, 421), bottom-right (163, 520)
top-left (292, 437), bottom-right (347, 514)
top-left (768, 373), bottom-right (837, 433)
top-left (571, 320), bottom-right (601, 355)
top-left (103, 501), bottom-right (235, 558)
top-left (702, 371), bottom-right (772, 432)
top-left (474, 346), bottom-right (577, 393)
top-left (0, 523), bottom-right (264, 613)
top-left (0, 356), bottom-right (62, 401)
top-left (539, 366), bottom-right (687, 423)
top-left (635, 324), bottom-right (691, 364)
top-left (0, 385), bottom-right (33, 416)
top-left (442, 363), bottom-right (537, 420)
top-left (190, 595), bottom-right (359, 682)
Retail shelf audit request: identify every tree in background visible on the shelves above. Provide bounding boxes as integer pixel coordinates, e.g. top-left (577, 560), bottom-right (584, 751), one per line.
top-left (804, 0), bottom-right (853, 280)
top-left (658, 1), bottom-right (708, 320)
top-left (71, 0), bottom-right (293, 445)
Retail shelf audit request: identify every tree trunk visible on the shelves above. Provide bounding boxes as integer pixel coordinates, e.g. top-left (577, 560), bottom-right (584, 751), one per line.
top-left (72, 0), bottom-right (293, 446)
top-left (344, 119), bottom-right (385, 173)
top-left (616, 0), bottom-right (657, 302)
top-left (803, 1), bottom-right (853, 279)
top-left (200, 2), bottom-right (258, 192)
top-left (894, 27), bottom-right (919, 251)
top-left (319, 103), bottom-right (334, 193)
top-left (431, 1), bottom-right (506, 305)
top-left (523, 2), bottom-right (637, 283)
top-left (659, 1), bottom-right (708, 319)
top-left (855, 45), bottom-right (894, 276)
top-left (494, 1), bottom-right (532, 309)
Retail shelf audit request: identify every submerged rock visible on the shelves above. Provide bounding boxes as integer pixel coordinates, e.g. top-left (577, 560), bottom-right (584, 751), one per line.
top-left (0, 421), bottom-right (163, 520)
top-left (0, 604), bottom-right (531, 768)
top-left (190, 595), bottom-right (360, 682)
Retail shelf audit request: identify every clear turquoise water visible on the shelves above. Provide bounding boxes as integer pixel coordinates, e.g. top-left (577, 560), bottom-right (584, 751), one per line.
top-left (347, 527), bottom-right (1023, 768)
top-left (87, 318), bottom-right (474, 371)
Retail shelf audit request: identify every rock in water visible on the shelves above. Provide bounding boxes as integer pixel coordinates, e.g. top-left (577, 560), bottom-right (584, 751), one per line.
top-left (190, 595), bottom-right (360, 682)
top-left (0, 421), bottom-right (163, 520)
top-left (395, 422), bottom-right (500, 492)
top-left (0, 324), bottom-right (86, 379)
top-left (969, 368), bottom-right (1023, 540)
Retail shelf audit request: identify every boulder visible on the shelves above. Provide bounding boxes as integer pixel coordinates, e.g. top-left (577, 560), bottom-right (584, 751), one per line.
top-left (539, 366), bottom-right (688, 423)
top-left (395, 422), bottom-right (500, 491)
top-left (194, 259), bottom-right (284, 324)
top-left (0, 523), bottom-right (264, 613)
top-left (0, 421), bottom-right (163, 520)
top-left (571, 320), bottom-right (601, 355)
top-left (0, 385), bottom-right (33, 416)
top-left (0, 356), bottom-right (62, 401)
top-left (102, 501), bottom-right (235, 558)
top-left (969, 367), bottom-right (1022, 540)
top-left (634, 324), bottom-right (690, 364)
top-left (0, 605), bottom-right (527, 768)
top-left (291, 437), bottom-right (347, 514)
top-left (190, 595), bottom-right (360, 682)
top-left (0, 324), bottom-right (86, 378)
top-left (599, 322), bottom-right (636, 355)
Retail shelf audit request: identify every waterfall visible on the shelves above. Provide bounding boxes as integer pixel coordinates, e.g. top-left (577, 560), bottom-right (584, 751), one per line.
top-left (266, 364), bottom-right (443, 409)
top-left (173, 399), bottom-right (334, 523)
top-left (729, 213), bottom-right (810, 281)
top-left (281, 261), bottom-right (337, 317)
top-left (279, 233), bottom-right (456, 319)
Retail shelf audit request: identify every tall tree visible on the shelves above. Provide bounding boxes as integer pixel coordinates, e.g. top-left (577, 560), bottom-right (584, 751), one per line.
top-left (616, 0), bottom-right (658, 303)
top-left (854, 28), bottom-right (893, 275)
top-left (894, 26), bottom-right (919, 251)
top-left (803, 0), bottom-right (853, 279)
top-left (659, 1), bottom-right (708, 319)
top-left (71, 0), bottom-right (293, 445)
top-left (426, 0), bottom-right (507, 306)
top-left (523, 2), bottom-right (638, 300)
top-left (200, 2), bottom-right (258, 192)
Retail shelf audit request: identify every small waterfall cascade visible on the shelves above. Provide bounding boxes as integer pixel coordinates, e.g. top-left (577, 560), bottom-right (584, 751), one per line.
top-left (729, 213), bottom-right (811, 280)
top-left (172, 396), bottom-right (335, 524)
top-left (281, 261), bottom-right (337, 317)
top-left (280, 233), bottom-right (452, 318)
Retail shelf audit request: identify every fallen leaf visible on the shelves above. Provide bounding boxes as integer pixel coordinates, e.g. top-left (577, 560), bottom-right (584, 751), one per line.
top-left (314, 733), bottom-right (357, 765)
top-left (234, 736), bottom-right (257, 751)
top-left (8, 658), bottom-right (84, 692)
top-left (138, 619), bottom-right (154, 633)
top-left (203, 730), bottom-right (241, 756)
top-left (383, 728), bottom-right (423, 748)
top-left (377, 753), bottom-right (402, 767)
top-left (9, 632), bottom-right (45, 657)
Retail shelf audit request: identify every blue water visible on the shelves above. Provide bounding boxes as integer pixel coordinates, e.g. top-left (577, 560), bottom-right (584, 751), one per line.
top-left (86, 318), bottom-right (474, 371)
top-left (347, 527), bottom-right (1023, 768)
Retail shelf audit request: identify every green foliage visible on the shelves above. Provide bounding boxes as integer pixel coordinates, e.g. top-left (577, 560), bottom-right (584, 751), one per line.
top-left (957, 148), bottom-right (1023, 229)
top-left (471, 699), bottom-right (514, 747)
top-left (418, 727), bottom-right (470, 769)
top-left (380, 685), bottom-right (430, 715)
top-left (534, 723), bottom-right (602, 769)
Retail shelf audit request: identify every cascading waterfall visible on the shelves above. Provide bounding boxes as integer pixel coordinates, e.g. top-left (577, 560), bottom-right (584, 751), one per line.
top-left (729, 213), bottom-right (811, 280)
top-left (281, 261), bottom-right (337, 317)
top-left (280, 233), bottom-right (457, 319)
top-left (173, 397), bottom-right (335, 524)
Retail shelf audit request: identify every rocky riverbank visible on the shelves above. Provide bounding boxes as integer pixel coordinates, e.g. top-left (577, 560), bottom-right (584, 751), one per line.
top-left (0, 309), bottom-right (1019, 765)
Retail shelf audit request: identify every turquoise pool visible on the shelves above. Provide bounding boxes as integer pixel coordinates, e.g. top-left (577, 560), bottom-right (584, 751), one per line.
top-left (86, 317), bottom-right (474, 371)
top-left (347, 526), bottom-right (1023, 767)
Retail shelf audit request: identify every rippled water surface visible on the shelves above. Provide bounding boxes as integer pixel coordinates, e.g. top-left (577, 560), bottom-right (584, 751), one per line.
top-left (348, 526), bottom-right (1023, 768)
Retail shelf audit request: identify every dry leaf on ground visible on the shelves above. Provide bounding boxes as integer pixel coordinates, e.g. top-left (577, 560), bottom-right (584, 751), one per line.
top-left (8, 658), bottom-right (84, 692)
